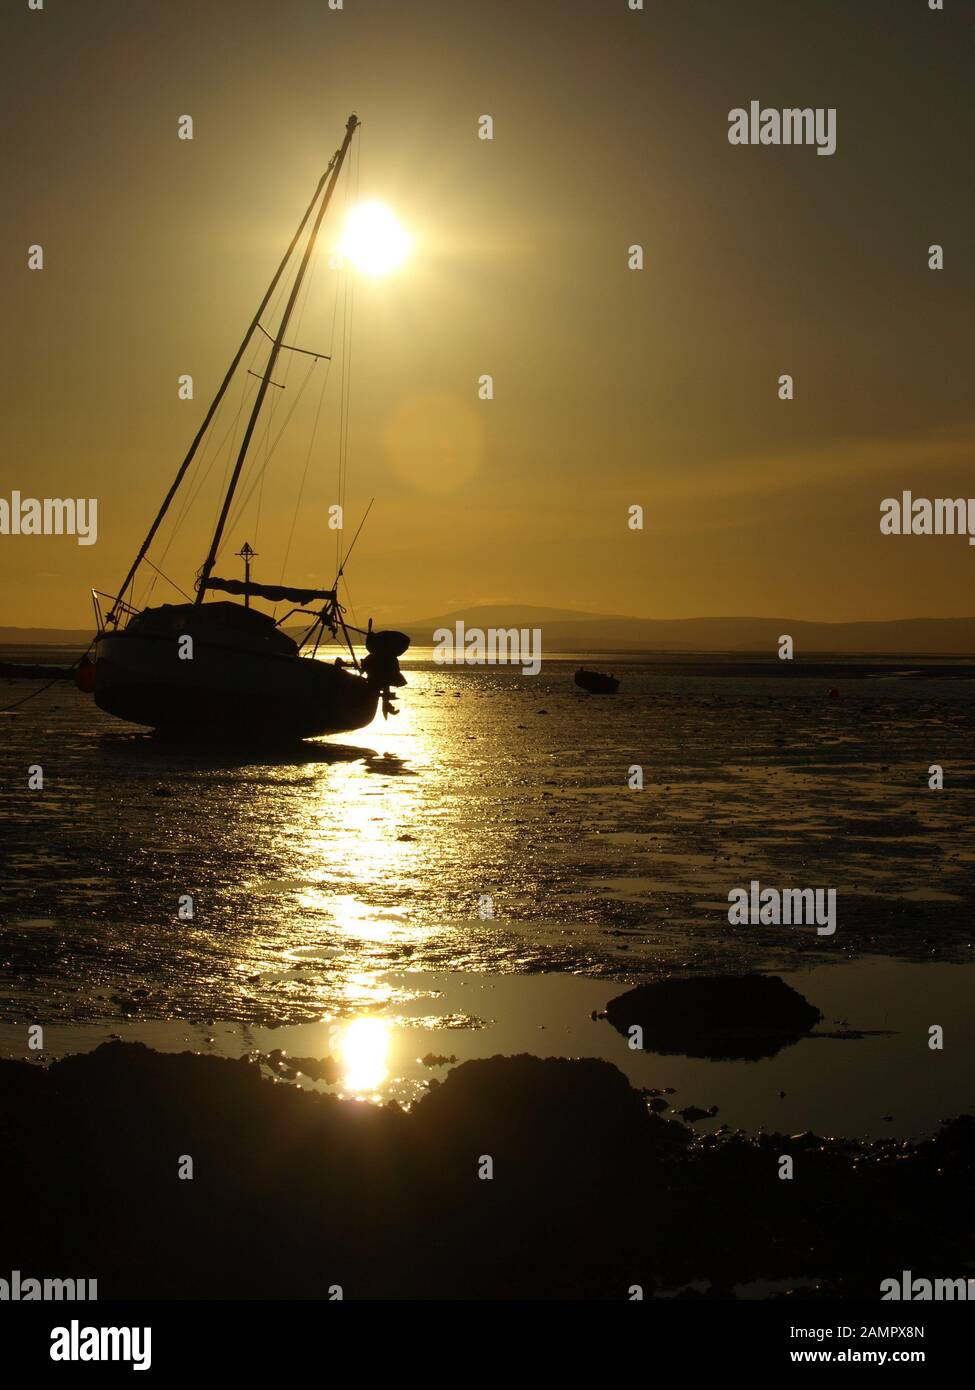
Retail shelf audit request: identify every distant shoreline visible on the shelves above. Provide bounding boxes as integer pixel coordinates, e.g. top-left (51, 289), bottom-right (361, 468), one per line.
top-left (3, 648), bottom-right (974, 684)
top-left (4, 608), bottom-right (974, 660)
top-left (4, 642), bottom-right (975, 659)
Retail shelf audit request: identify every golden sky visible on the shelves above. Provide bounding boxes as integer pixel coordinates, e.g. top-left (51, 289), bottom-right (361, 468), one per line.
top-left (1, 0), bottom-right (972, 629)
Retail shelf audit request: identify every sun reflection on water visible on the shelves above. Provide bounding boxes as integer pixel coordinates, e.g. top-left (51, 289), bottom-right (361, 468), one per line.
top-left (338, 1017), bottom-right (391, 1094)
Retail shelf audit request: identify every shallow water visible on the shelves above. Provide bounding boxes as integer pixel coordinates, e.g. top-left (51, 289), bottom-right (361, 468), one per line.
top-left (3, 958), bottom-right (972, 1140)
top-left (1, 650), bottom-right (973, 1137)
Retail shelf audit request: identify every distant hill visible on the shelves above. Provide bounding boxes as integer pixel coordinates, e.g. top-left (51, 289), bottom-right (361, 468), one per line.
top-left (0, 627), bottom-right (94, 647)
top-left (3, 610), bottom-right (975, 655)
top-left (399, 607), bottom-right (975, 655)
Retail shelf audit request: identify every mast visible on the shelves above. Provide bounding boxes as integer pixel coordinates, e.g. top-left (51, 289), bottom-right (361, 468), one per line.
top-left (195, 112), bottom-right (359, 605)
top-left (106, 150), bottom-right (343, 626)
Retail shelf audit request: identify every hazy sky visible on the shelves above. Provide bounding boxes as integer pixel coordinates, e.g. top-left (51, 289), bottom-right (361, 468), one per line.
top-left (1, 0), bottom-right (972, 629)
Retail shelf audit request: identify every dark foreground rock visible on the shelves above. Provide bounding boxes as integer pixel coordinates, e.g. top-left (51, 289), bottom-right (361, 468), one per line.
top-left (604, 973), bottom-right (822, 1059)
top-left (0, 1042), bottom-right (972, 1299)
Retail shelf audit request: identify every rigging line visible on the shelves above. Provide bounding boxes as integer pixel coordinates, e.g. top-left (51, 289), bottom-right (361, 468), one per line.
top-left (335, 284), bottom-right (353, 584)
top-left (0, 671), bottom-right (71, 713)
top-left (0, 639), bottom-right (96, 713)
top-left (169, 368), bottom-right (230, 505)
top-left (269, 209), bottom-right (330, 591)
top-left (223, 401), bottom-right (290, 550)
top-left (141, 556), bottom-right (193, 602)
top-left (252, 409), bottom-right (272, 545)
top-left (343, 576), bottom-right (360, 639)
top-left (245, 222), bottom-right (323, 555)
top-left (186, 310), bottom-right (269, 529)
top-left (249, 357), bottom-right (290, 545)
top-left (138, 360), bottom-right (245, 609)
top-left (278, 213), bottom-right (322, 404)
top-left (205, 246), bottom-right (295, 549)
top-left (337, 248), bottom-right (353, 571)
top-left (343, 242), bottom-right (355, 519)
top-left (336, 496), bottom-right (374, 579)
top-left (251, 335), bottom-right (296, 542)
top-left (219, 356), bottom-right (318, 548)
top-left (141, 374), bottom-right (258, 610)
top-left (207, 221), bottom-right (312, 559)
top-left (343, 134), bottom-right (361, 522)
top-left (210, 364), bottom-right (260, 545)
top-left (334, 150), bottom-right (354, 579)
top-left (236, 354), bottom-right (282, 531)
top-left (159, 376), bottom-right (256, 568)
top-left (343, 143), bottom-right (358, 510)
top-left (314, 255), bottom-right (344, 585)
top-left (337, 261), bottom-right (348, 519)
top-left (212, 342), bottom-right (285, 551)
top-left (337, 136), bottom-right (359, 554)
top-left (139, 386), bottom-right (258, 614)
top-left (224, 309), bottom-right (305, 548)
top-left (334, 266), bottom-right (348, 579)
top-left (278, 352), bottom-right (334, 588)
top-left (254, 321), bottom-right (331, 360)
top-left (340, 134), bottom-right (358, 522)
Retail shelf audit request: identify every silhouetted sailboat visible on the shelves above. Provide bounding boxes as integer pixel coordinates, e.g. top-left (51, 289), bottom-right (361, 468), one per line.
top-left (81, 114), bottom-right (409, 740)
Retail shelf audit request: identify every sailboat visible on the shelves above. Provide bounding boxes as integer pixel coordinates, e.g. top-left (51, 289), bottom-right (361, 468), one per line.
top-left (79, 114), bottom-right (409, 741)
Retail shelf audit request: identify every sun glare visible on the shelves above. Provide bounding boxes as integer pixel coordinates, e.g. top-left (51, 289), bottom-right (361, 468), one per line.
top-left (340, 201), bottom-right (412, 276)
top-left (339, 1017), bottom-right (391, 1093)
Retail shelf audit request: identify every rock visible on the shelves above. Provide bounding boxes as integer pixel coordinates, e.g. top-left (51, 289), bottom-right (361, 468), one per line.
top-left (678, 1104), bottom-right (718, 1123)
top-left (8, 1041), bottom-right (966, 1300)
top-left (604, 973), bottom-right (821, 1060)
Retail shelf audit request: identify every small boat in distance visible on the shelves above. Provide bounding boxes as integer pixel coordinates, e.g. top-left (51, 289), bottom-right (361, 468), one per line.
top-left (81, 114), bottom-right (409, 742)
top-left (574, 667), bottom-right (619, 695)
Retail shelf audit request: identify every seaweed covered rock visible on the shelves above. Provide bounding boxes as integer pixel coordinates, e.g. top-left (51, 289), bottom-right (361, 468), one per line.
top-left (604, 973), bottom-right (821, 1060)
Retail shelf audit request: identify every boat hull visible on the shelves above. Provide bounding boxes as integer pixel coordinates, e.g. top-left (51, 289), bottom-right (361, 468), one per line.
top-left (574, 668), bottom-right (619, 694)
top-left (94, 628), bottom-right (380, 739)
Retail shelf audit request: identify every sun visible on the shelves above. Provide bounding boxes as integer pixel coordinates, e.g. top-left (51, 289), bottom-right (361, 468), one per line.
top-left (339, 201), bottom-right (412, 276)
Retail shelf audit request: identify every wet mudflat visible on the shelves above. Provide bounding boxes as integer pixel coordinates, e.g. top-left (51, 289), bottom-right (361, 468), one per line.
top-left (2, 653), bottom-right (973, 1033)
top-left (1, 652), bottom-right (973, 1296)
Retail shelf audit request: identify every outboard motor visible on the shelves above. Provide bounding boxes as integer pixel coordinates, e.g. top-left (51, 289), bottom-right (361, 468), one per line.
top-left (362, 629), bottom-right (409, 717)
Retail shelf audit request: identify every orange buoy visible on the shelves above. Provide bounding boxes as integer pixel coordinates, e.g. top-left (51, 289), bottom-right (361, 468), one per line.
top-left (74, 656), bottom-right (96, 693)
